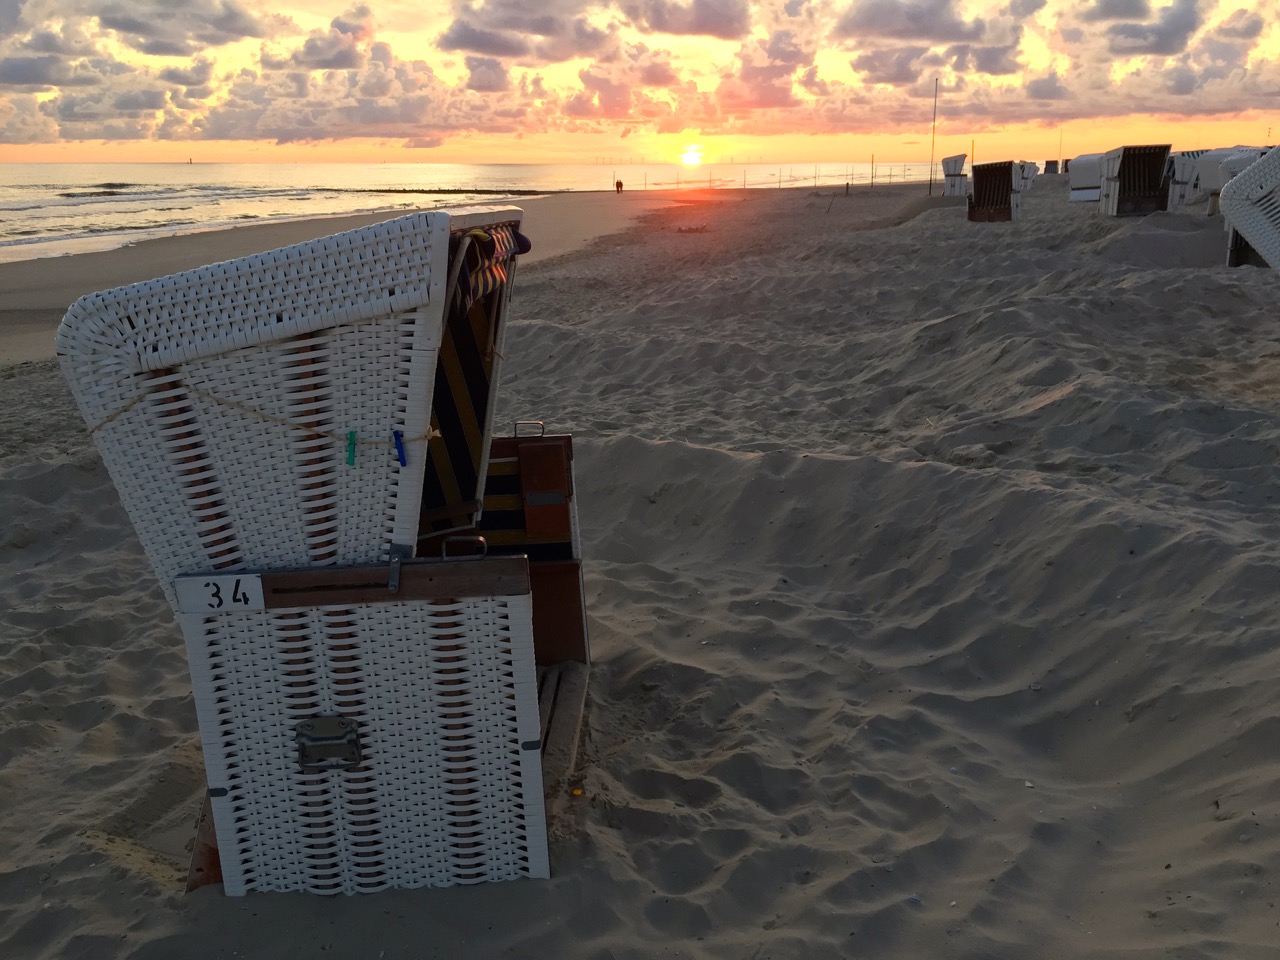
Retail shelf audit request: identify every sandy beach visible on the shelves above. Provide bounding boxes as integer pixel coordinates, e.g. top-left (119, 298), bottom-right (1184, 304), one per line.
top-left (3, 179), bottom-right (1279, 959)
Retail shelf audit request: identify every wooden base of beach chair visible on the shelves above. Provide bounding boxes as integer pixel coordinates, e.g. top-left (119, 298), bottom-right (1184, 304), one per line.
top-left (186, 658), bottom-right (589, 893)
top-left (1227, 227), bottom-right (1270, 268)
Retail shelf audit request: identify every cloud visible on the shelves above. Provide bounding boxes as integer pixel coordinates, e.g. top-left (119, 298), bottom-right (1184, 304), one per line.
top-left (852, 46), bottom-right (927, 84)
top-left (1006, 0), bottom-right (1047, 15)
top-left (1079, 0), bottom-right (1151, 21)
top-left (0, 0), bottom-right (21, 36)
top-left (626, 0), bottom-right (753, 40)
top-left (0, 55), bottom-right (101, 88)
top-left (0, 93), bottom-right (59, 142)
top-left (1214, 8), bottom-right (1264, 40)
top-left (714, 32), bottom-right (810, 109)
top-left (566, 67), bottom-right (632, 117)
top-left (437, 20), bottom-right (532, 57)
top-left (288, 30), bottom-right (365, 69)
top-left (21, 25), bottom-right (98, 57)
top-left (114, 89), bottom-right (166, 112)
top-left (835, 0), bottom-right (986, 43)
top-left (332, 5), bottom-right (375, 40)
top-left (534, 18), bottom-right (617, 62)
top-left (638, 60), bottom-right (680, 85)
top-left (1107, 0), bottom-right (1201, 56)
top-left (1026, 72), bottom-right (1069, 99)
top-left (159, 59), bottom-right (215, 88)
top-left (1164, 63), bottom-right (1198, 93)
top-left (798, 64), bottom-right (829, 95)
top-left (948, 32), bottom-right (1023, 75)
top-left (465, 55), bottom-right (508, 92)
top-left (96, 0), bottom-right (268, 57)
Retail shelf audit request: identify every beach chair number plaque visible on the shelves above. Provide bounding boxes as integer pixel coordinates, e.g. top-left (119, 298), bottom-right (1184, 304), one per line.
top-left (175, 574), bottom-right (266, 613)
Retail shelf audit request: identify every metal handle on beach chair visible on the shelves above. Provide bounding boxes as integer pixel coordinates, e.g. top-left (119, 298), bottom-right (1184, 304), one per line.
top-left (513, 420), bottom-right (545, 437)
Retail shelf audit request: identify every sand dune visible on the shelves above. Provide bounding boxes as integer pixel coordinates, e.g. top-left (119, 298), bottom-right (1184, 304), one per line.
top-left (2, 179), bottom-right (1279, 959)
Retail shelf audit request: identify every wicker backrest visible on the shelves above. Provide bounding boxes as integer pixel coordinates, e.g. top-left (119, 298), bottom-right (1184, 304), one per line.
top-left (968, 161), bottom-right (1017, 222)
top-left (1221, 146), bottom-right (1280, 268)
top-left (57, 207), bottom-right (524, 610)
top-left (1100, 145), bottom-right (1170, 217)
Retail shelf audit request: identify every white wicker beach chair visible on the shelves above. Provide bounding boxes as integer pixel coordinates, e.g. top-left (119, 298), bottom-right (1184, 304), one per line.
top-left (1099, 145), bottom-right (1170, 217)
top-left (58, 207), bottom-right (559, 895)
top-left (1068, 153), bottom-right (1103, 202)
top-left (1190, 146), bottom-right (1265, 214)
top-left (941, 154), bottom-right (968, 197)
top-left (1018, 162), bottom-right (1038, 193)
top-left (1220, 145), bottom-right (1280, 268)
top-left (1167, 150), bottom-right (1207, 209)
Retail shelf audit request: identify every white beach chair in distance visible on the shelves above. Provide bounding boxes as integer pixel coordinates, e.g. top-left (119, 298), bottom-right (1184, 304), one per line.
top-left (1018, 162), bottom-right (1038, 194)
top-left (1167, 150), bottom-right (1207, 210)
top-left (1192, 146), bottom-right (1266, 214)
top-left (941, 154), bottom-right (968, 197)
top-left (1099, 145), bottom-right (1171, 217)
top-left (1068, 153), bottom-right (1103, 202)
top-left (1220, 145), bottom-right (1280, 268)
top-left (57, 208), bottom-right (561, 895)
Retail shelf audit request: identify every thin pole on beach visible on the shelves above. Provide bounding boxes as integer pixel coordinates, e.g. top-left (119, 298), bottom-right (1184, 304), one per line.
top-left (929, 77), bottom-right (938, 196)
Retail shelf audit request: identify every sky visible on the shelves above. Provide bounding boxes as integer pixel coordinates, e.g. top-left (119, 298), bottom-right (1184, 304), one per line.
top-left (0, 0), bottom-right (1276, 165)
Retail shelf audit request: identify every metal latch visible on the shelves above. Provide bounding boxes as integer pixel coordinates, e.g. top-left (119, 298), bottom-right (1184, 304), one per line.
top-left (295, 716), bottom-right (362, 771)
top-left (388, 542), bottom-right (413, 593)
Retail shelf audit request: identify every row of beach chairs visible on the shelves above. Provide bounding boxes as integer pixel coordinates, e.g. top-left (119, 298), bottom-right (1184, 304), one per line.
top-left (964, 141), bottom-right (1280, 269)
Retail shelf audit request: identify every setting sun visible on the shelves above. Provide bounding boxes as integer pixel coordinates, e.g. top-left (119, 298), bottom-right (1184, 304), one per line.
top-left (680, 145), bottom-right (703, 167)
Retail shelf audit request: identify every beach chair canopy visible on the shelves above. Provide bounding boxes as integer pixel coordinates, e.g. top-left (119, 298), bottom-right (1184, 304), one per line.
top-left (1218, 148), bottom-right (1272, 188)
top-left (1203, 147), bottom-right (1261, 192)
top-left (1220, 146), bottom-right (1280, 268)
top-left (941, 154), bottom-right (966, 176)
top-left (57, 206), bottom-right (528, 611)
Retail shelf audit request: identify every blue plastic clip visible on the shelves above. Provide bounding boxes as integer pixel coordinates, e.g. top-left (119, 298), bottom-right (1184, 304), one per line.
top-left (347, 431), bottom-right (356, 466)
top-left (393, 430), bottom-right (407, 467)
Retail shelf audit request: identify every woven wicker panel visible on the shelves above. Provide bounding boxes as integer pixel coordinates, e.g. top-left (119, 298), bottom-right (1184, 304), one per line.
top-left (180, 594), bottom-right (548, 895)
top-left (55, 208), bottom-right (524, 609)
top-left (1221, 147), bottom-right (1280, 269)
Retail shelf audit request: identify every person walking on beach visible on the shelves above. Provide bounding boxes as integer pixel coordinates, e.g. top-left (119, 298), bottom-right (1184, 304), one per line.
top-left (615, 179), bottom-right (624, 193)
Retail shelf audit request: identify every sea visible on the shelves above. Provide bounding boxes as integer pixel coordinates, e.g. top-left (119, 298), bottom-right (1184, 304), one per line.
top-left (0, 161), bottom-right (936, 264)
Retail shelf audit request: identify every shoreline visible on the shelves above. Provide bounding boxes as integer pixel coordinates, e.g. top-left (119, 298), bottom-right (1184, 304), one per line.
top-left (0, 183), bottom-right (945, 368)
top-left (0, 190), bottom-right (682, 366)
